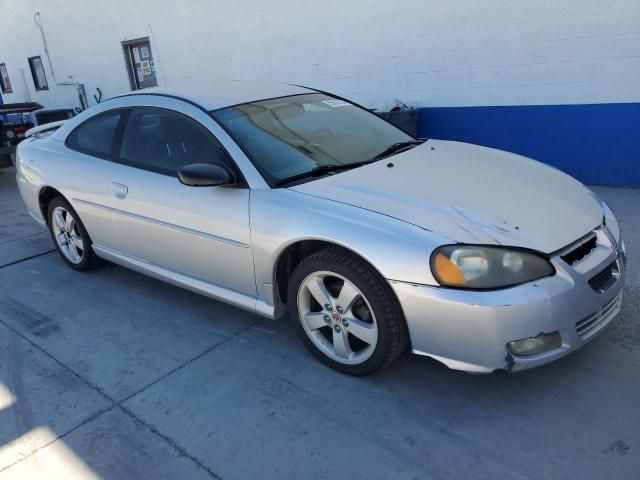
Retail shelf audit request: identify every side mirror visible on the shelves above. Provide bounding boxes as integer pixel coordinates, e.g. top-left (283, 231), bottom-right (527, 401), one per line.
top-left (178, 163), bottom-right (234, 187)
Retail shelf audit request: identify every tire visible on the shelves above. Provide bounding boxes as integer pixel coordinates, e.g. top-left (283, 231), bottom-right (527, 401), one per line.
top-left (47, 196), bottom-right (101, 271)
top-left (288, 247), bottom-right (408, 376)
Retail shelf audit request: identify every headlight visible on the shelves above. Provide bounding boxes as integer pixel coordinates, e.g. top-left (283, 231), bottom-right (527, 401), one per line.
top-left (430, 245), bottom-right (555, 289)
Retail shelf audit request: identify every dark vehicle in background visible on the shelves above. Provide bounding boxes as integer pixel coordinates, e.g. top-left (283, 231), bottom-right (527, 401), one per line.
top-left (0, 102), bottom-right (75, 168)
top-left (0, 102), bottom-right (42, 167)
top-left (1, 102), bottom-right (74, 167)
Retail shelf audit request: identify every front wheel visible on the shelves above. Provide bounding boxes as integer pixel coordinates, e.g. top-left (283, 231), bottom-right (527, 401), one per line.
top-left (288, 248), bottom-right (408, 376)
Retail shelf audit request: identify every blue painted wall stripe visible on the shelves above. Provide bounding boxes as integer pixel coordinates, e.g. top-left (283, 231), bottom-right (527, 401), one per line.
top-left (417, 103), bottom-right (640, 187)
top-left (0, 92), bottom-right (5, 124)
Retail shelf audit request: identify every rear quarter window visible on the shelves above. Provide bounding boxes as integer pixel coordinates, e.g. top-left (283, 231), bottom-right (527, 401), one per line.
top-left (66, 111), bottom-right (123, 157)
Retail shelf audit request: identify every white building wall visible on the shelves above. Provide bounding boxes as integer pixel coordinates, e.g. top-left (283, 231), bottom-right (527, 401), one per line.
top-left (0, 0), bottom-right (639, 111)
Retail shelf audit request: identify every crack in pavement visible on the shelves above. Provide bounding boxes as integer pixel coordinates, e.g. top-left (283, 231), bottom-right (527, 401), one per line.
top-left (118, 319), bottom-right (261, 406)
top-left (0, 311), bottom-right (260, 478)
top-left (0, 249), bottom-right (55, 270)
top-left (0, 404), bottom-right (118, 475)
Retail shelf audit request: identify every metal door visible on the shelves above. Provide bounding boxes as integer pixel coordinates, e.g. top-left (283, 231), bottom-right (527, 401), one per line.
top-left (123, 38), bottom-right (158, 90)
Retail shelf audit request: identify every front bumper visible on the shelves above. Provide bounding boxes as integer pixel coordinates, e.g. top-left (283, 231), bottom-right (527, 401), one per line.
top-left (391, 228), bottom-right (626, 373)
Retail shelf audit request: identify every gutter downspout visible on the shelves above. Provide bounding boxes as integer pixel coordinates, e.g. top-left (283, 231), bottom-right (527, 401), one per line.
top-left (34, 11), bottom-right (88, 110)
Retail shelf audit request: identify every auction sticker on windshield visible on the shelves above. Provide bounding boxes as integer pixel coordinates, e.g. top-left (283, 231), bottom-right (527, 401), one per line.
top-left (322, 99), bottom-right (351, 108)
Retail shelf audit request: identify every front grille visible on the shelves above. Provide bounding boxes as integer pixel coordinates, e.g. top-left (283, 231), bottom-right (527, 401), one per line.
top-left (575, 293), bottom-right (622, 339)
top-left (588, 261), bottom-right (619, 292)
top-left (561, 233), bottom-right (597, 265)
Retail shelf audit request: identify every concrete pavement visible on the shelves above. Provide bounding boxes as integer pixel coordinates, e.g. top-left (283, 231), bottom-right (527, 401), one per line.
top-left (1, 166), bottom-right (639, 479)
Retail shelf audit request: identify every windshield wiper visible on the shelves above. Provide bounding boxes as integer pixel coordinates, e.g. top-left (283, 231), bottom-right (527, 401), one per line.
top-left (309, 161), bottom-right (371, 176)
top-left (276, 140), bottom-right (426, 187)
top-left (276, 160), bottom-right (374, 187)
top-left (371, 140), bottom-right (425, 160)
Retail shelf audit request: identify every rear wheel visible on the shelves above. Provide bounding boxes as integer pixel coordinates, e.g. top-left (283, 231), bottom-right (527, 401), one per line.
top-left (47, 197), bottom-right (100, 271)
top-left (288, 248), bottom-right (407, 376)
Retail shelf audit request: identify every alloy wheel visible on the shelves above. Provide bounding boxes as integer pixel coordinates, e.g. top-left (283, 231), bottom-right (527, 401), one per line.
top-left (51, 206), bottom-right (84, 264)
top-left (297, 271), bottom-right (378, 365)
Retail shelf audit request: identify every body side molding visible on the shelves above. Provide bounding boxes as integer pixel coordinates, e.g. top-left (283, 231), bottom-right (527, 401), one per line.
top-left (73, 198), bottom-right (250, 248)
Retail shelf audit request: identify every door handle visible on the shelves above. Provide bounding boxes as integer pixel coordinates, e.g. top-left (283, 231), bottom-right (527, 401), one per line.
top-left (110, 182), bottom-right (128, 199)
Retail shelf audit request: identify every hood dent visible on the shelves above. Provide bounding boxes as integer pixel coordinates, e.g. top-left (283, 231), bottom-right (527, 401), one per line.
top-left (291, 140), bottom-right (602, 253)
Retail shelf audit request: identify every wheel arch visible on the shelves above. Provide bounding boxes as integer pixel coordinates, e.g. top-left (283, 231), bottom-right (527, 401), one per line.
top-left (273, 238), bottom-right (392, 305)
top-left (38, 186), bottom-right (66, 224)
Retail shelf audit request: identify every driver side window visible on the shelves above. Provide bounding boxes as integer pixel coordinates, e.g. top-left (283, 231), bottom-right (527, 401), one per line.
top-left (118, 107), bottom-right (231, 176)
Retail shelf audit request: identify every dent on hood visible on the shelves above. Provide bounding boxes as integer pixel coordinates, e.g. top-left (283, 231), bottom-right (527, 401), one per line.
top-left (322, 182), bottom-right (516, 246)
top-left (451, 205), bottom-right (529, 246)
top-left (291, 140), bottom-right (604, 252)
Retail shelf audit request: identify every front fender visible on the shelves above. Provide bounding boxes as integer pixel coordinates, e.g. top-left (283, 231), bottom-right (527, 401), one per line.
top-left (250, 189), bottom-right (451, 305)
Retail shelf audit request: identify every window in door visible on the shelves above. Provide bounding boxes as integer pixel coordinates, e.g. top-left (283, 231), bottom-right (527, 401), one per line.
top-left (0, 63), bottom-right (12, 93)
top-left (118, 108), bottom-right (231, 176)
top-left (28, 56), bottom-right (48, 90)
top-left (66, 110), bottom-right (124, 158)
top-left (122, 38), bottom-right (158, 90)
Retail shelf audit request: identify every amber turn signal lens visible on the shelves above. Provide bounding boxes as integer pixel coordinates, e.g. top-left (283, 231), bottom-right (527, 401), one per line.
top-left (433, 253), bottom-right (466, 286)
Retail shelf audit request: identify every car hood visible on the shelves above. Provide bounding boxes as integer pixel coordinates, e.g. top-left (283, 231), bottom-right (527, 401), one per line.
top-left (289, 140), bottom-right (603, 253)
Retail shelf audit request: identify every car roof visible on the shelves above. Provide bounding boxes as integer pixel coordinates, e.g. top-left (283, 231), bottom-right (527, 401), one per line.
top-left (49, 81), bottom-right (321, 145)
top-left (119, 80), bottom-right (317, 111)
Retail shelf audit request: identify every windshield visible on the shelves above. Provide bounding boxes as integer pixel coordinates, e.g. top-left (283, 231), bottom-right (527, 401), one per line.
top-left (210, 93), bottom-right (414, 185)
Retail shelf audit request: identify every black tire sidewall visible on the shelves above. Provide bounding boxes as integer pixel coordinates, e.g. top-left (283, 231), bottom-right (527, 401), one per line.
top-left (47, 197), bottom-right (97, 271)
top-left (287, 248), bottom-right (404, 376)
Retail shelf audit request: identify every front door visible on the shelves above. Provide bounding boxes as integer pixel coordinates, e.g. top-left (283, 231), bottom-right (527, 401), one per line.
top-left (106, 105), bottom-right (255, 296)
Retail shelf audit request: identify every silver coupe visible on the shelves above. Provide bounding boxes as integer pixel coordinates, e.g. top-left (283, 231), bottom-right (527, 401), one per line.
top-left (16, 82), bottom-right (626, 375)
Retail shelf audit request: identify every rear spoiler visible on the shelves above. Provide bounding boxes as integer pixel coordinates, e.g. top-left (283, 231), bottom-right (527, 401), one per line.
top-left (25, 120), bottom-right (67, 138)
